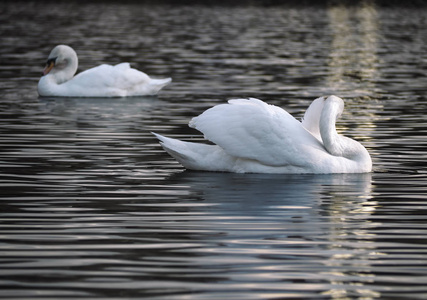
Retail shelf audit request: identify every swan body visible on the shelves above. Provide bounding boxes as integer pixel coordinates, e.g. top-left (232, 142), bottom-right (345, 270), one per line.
top-left (38, 45), bottom-right (171, 97)
top-left (154, 96), bottom-right (372, 174)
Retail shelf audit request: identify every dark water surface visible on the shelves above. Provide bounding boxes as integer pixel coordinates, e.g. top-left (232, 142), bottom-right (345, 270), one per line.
top-left (1, 1), bottom-right (427, 299)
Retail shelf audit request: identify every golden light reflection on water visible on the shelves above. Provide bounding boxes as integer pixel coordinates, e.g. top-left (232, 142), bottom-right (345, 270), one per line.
top-left (320, 171), bottom-right (383, 299)
top-left (326, 0), bottom-right (380, 96)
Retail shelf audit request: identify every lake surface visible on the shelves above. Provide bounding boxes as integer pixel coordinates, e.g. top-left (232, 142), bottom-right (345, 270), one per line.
top-left (1, 1), bottom-right (427, 299)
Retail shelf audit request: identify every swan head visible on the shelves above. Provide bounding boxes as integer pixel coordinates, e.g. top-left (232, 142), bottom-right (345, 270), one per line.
top-left (42, 45), bottom-right (78, 83)
top-left (324, 95), bottom-right (344, 118)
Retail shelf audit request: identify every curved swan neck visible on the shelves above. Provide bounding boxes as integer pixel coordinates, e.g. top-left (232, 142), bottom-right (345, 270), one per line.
top-left (318, 96), bottom-right (372, 172)
top-left (48, 45), bottom-right (78, 84)
top-left (319, 96), bottom-right (345, 156)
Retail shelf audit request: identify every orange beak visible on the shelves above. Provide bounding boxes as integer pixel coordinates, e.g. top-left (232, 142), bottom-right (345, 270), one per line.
top-left (43, 60), bottom-right (55, 76)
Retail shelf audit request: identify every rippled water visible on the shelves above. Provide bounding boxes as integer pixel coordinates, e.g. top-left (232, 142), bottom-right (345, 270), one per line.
top-left (1, 1), bottom-right (427, 299)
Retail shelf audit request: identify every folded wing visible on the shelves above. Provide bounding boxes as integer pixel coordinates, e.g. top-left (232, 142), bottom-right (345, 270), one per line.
top-left (189, 98), bottom-right (325, 167)
top-left (301, 96), bottom-right (325, 142)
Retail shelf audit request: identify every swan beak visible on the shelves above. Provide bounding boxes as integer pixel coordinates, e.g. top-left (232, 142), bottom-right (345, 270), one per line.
top-left (42, 59), bottom-right (55, 76)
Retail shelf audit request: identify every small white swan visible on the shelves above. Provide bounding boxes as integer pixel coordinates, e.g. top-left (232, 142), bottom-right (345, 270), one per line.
top-left (38, 45), bottom-right (171, 97)
top-left (153, 96), bottom-right (372, 174)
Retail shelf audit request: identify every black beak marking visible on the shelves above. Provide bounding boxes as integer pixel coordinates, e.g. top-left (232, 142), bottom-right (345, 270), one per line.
top-left (46, 57), bottom-right (57, 66)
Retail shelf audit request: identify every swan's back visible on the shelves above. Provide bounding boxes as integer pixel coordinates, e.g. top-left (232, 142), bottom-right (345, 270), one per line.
top-left (189, 98), bottom-right (325, 168)
top-left (69, 63), bottom-right (170, 97)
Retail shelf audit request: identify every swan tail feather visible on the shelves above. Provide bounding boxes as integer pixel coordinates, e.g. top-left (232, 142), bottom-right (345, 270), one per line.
top-left (153, 133), bottom-right (195, 163)
top-left (153, 132), bottom-right (226, 171)
top-left (148, 77), bottom-right (172, 94)
top-left (152, 132), bottom-right (235, 172)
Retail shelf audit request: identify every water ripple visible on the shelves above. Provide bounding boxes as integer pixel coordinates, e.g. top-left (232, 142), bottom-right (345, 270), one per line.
top-left (1, 2), bottom-right (427, 299)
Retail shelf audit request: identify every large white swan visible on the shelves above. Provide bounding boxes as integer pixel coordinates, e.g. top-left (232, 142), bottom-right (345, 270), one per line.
top-left (38, 45), bottom-right (171, 97)
top-left (153, 96), bottom-right (372, 174)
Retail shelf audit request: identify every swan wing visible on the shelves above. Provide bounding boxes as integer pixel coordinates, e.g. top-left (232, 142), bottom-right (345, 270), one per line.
top-left (189, 98), bottom-right (324, 167)
top-left (301, 96), bottom-right (325, 142)
top-left (70, 63), bottom-right (170, 96)
top-left (72, 63), bottom-right (149, 88)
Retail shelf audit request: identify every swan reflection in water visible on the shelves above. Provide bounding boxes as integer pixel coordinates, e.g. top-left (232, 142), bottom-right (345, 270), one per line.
top-left (38, 96), bottom-right (162, 122)
top-left (165, 170), bottom-right (379, 298)
top-left (168, 171), bottom-right (373, 217)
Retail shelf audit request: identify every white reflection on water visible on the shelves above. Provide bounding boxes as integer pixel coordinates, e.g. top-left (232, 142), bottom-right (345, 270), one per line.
top-left (38, 96), bottom-right (161, 115)
top-left (319, 173), bottom-right (380, 299)
top-left (163, 171), bottom-right (379, 299)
